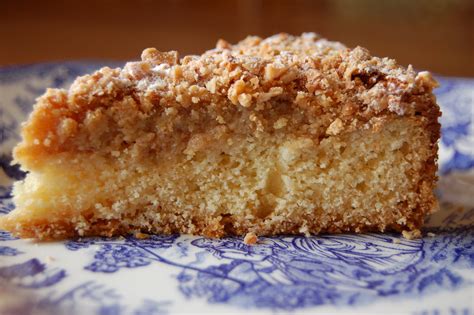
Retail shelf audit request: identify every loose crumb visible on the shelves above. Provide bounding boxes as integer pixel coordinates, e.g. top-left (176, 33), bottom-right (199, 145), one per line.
top-left (402, 229), bottom-right (422, 240)
top-left (392, 238), bottom-right (401, 244)
top-left (244, 232), bottom-right (258, 245)
top-left (134, 232), bottom-right (150, 239)
top-left (427, 232), bottom-right (436, 237)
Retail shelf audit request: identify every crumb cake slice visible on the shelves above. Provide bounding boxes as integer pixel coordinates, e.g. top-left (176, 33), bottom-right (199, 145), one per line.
top-left (0, 33), bottom-right (441, 239)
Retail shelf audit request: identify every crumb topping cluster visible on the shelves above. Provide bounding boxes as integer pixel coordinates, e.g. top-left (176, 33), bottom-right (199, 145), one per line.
top-left (71, 32), bottom-right (438, 116)
top-left (16, 33), bottom-right (440, 161)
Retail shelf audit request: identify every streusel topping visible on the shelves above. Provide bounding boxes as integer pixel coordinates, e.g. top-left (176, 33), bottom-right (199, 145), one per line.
top-left (16, 33), bottom-right (440, 161)
top-left (70, 32), bottom-right (438, 115)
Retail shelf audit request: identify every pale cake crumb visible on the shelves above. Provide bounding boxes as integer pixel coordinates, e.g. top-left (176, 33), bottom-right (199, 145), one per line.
top-left (244, 232), bottom-right (258, 245)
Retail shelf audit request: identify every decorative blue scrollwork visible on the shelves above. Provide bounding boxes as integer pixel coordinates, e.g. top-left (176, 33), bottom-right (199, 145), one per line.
top-left (63, 228), bottom-right (473, 310)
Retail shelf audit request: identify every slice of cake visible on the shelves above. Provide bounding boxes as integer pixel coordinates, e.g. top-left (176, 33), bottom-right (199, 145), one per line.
top-left (0, 33), bottom-right (441, 239)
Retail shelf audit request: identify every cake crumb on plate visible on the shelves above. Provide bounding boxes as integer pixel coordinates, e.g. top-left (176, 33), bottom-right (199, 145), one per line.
top-left (244, 232), bottom-right (258, 245)
top-left (402, 229), bottom-right (422, 240)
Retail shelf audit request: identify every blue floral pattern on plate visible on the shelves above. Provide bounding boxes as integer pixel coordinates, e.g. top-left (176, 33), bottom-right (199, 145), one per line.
top-left (0, 63), bottom-right (473, 315)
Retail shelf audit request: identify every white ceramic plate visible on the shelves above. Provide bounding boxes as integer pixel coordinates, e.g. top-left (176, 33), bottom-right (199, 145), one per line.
top-left (0, 63), bottom-right (473, 315)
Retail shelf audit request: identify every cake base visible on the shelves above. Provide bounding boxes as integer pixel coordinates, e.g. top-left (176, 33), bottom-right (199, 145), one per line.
top-left (0, 118), bottom-right (437, 239)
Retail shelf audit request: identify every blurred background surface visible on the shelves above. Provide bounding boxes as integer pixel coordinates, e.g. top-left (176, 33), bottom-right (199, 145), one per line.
top-left (1, 0), bottom-right (473, 76)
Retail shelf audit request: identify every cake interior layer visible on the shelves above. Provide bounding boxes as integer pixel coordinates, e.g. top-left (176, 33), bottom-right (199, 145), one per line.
top-left (3, 118), bottom-right (436, 238)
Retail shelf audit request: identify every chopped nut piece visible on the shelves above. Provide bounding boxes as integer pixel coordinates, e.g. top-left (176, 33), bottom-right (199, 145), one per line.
top-left (141, 48), bottom-right (178, 65)
top-left (238, 93), bottom-right (252, 107)
top-left (257, 87), bottom-right (283, 103)
top-left (264, 63), bottom-right (288, 82)
top-left (415, 71), bottom-right (439, 88)
top-left (228, 79), bottom-right (246, 105)
top-left (326, 118), bottom-right (344, 135)
top-left (205, 77), bottom-right (218, 93)
top-left (216, 39), bottom-right (231, 50)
